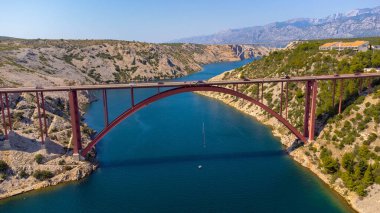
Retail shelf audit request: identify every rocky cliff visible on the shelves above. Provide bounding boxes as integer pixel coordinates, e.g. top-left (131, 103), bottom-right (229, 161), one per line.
top-left (199, 40), bottom-right (380, 213)
top-left (0, 39), bottom-right (270, 200)
top-left (0, 39), bottom-right (270, 88)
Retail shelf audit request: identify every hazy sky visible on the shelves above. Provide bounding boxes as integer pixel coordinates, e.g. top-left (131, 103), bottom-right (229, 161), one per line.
top-left (0, 0), bottom-right (379, 42)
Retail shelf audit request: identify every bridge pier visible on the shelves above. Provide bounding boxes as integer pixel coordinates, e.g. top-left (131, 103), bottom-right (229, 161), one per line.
top-left (309, 81), bottom-right (318, 141)
top-left (256, 83), bottom-right (260, 100)
top-left (2, 130), bottom-right (13, 150)
top-left (68, 90), bottom-right (82, 159)
top-left (303, 80), bottom-right (318, 142)
top-left (102, 89), bottom-right (109, 127)
top-left (285, 82), bottom-right (289, 119)
top-left (0, 92), bottom-right (8, 140)
top-left (4, 93), bottom-right (12, 132)
top-left (280, 82), bottom-right (283, 116)
top-left (338, 79), bottom-right (344, 114)
top-left (332, 80), bottom-right (336, 108)
top-left (130, 87), bottom-right (135, 107)
top-left (36, 92), bottom-right (45, 144)
top-left (303, 81), bottom-right (312, 137)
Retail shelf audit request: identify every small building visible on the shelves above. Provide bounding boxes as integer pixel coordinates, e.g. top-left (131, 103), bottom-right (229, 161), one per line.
top-left (319, 42), bottom-right (338, 51)
top-left (319, 41), bottom-right (369, 52)
top-left (372, 45), bottom-right (380, 50)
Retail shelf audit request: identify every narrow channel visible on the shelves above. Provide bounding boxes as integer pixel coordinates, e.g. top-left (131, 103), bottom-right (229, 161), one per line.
top-left (0, 59), bottom-right (354, 212)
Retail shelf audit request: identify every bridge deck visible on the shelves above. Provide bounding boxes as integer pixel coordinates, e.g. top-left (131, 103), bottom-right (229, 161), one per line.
top-left (1, 73), bottom-right (380, 93)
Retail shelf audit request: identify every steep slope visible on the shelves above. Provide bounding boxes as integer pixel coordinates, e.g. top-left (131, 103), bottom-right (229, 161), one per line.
top-left (173, 6), bottom-right (380, 46)
top-left (0, 39), bottom-right (270, 199)
top-left (0, 39), bottom-right (269, 88)
top-left (200, 39), bottom-right (380, 213)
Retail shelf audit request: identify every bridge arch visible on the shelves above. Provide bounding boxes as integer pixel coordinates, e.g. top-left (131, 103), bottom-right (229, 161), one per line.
top-left (81, 85), bottom-right (307, 157)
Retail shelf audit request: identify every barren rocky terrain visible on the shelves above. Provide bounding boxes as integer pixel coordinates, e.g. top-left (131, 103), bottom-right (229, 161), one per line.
top-left (0, 39), bottom-right (270, 88)
top-left (0, 39), bottom-right (270, 200)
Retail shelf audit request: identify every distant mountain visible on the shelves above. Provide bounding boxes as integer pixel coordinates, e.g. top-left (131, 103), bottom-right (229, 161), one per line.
top-left (0, 36), bottom-right (17, 41)
top-left (173, 6), bottom-right (380, 46)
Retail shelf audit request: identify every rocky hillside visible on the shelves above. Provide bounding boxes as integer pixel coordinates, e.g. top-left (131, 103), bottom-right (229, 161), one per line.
top-left (0, 39), bottom-right (269, 88)
top-left (0, 39), bottom-right (270, 200)
top-left (201, 39), bottom-right (380, 213)
top-left (0, 90), bottom-right (97, 199)
top-left (173, 6), bottom-right (380, 46)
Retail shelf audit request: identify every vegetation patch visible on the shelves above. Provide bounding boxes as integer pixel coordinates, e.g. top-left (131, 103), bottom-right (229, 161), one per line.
top-left (34, 154), bottom-right (44, 164)
top-left (33, 170), bottom-right (54, 181)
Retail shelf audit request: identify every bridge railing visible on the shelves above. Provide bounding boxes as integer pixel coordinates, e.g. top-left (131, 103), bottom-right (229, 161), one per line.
top-left (1, 73), bottom-right (380, 159)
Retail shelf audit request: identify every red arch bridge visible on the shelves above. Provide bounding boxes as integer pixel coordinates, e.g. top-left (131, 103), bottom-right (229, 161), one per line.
top-left (1, 73), bottom-right (380, 159)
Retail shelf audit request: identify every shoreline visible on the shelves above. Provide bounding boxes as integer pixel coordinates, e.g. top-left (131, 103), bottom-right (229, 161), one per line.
top-left (196, 88), bottom-right (378, 213)
top-left (0, 150), bottom-right (97, 201)
top-left (0, 56), bottom-right (259, 202)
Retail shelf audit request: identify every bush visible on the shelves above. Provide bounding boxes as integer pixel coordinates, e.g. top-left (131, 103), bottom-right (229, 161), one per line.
top-left (33, 170), bottom-right (54, 181)
top-left (320, 148), bottom-right (340, 174)
top-left (375, 146), bottom-right (380, 152)
top-left (18, 169), bottom-right (29, 179)
top-left (34, 154), bottom-right (44, 164)
top-left (342, 153), bottom-right (355, 173)
top-left (364, 133), bottom-right (377, 145)
top-left (0, 160), bottom-right (9, 173)
top-left (64, 166), bottom-right (73, 171)
top-left (58, 159), bottom-right (66, 165)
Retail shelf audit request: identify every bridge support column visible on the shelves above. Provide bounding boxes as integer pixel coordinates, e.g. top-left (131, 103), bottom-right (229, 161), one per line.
top-left (0, 93), bottom-right (8, 140)
top-left (5, 93), bottom-right (12, 132)
top-left (332, 80), bottom-right (336, 108)
top-left (285, 82), bottom-right (289, 119)
top-left (280, 82), bottom-right (283, 116)
top-left (36, 92), bottom-right (45, 144)
top-left (130, 87), bottom-right (135, 107)
top-left (309, 81), bottom-right (318, 141)
top-left (256, 83), bottom-right (260, 100)
top-left (68, 90), bottom-right (82, 159)
top-left (338, 79), bottom-right (344, 114)
top-left (102, 89), bottom-right (109, 127)
top-left (303, 80), bottom-right (318, 141)
top-left (303, 81), bottom-right (312, 137)
top-left (40, 92), bottom-right (48, 139)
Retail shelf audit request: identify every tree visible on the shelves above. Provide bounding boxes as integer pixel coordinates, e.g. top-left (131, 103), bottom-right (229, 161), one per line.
top-left (341, 171), bottom-right (355, 190)
top-left (322, 157), bottom-right (340, 174)
top-left (358, 145), bottom-right (370, 160)
top-left (355, 183), bottom-right (367, 197)
top-left (363, 166), bottom-right (374, 186)
top-left (33, 170), bottom-right (54, 181)
top-left (342, 153), bottom-right (355, 173)
top-left (0, 160), bottom-right (9, 173)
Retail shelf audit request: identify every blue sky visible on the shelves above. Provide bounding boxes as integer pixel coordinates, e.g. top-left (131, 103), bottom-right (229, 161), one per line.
top-left (0, 0), bottom-right (379, 42)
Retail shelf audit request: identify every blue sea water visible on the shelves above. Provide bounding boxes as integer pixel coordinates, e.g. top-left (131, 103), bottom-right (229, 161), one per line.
top-left (0, 59), bottom-right (353, 212)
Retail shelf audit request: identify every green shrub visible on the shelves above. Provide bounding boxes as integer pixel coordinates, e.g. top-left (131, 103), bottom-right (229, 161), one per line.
top-left (342, 153), bottom-right (355, 173)
top-left (33, 170), bottom-right (54, 181)
top-left (64, 166), bottom-right (73, 171)
top-left (375, 146), bottom-right (380, 152)
top-left (18, 169), bottom-right (29, 179)
top-left (320, 148), bottom-right (340, 174)
top-left (0, 160), bottom-right (9, 173)
top-left (364, 133), bottom-right (377, 145)
top-left (58, 159), bottom-right (66, 165)
top-left (34, 154), bottom-right (44, 164)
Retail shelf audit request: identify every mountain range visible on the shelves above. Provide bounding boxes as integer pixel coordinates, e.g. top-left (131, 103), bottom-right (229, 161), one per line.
top-left (173, 6), bottom-right (380, 46)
